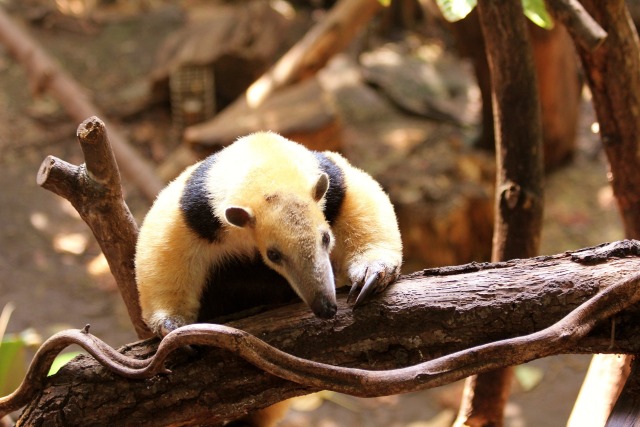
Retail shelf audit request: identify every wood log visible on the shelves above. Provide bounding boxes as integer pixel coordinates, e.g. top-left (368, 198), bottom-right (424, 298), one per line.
top-left (606, 357), bottom-right (640, 427)
top-left (149, 1), bottom-right (290, 113)
top-left (530, 22), bottom-right (581, 170)
top-left (450, 11), bottom-right (582, 171)
top-left (176, 77), bottom-right (341, 155)
top-left (13, 242), bottom-right (640, 426)
top-left (184, 0), bottom-right (381, 149)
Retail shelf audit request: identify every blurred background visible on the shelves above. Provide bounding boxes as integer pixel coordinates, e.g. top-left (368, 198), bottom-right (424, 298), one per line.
top-left (0, 0), bottom-right (629, 425)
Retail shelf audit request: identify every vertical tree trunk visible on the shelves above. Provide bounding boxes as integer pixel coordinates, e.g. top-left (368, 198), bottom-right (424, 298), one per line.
top-left (575, 1), bottom-right (640, 237)
top-left (567, 1), bottom-right (640, 425)
top-left (454, 1), bottom-right (544, 426)
top-left (451, 12), bottom-right (580, 171)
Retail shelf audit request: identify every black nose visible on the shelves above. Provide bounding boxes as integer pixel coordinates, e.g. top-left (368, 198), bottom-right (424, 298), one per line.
top-left (311, 298), bottom-right (337, 319)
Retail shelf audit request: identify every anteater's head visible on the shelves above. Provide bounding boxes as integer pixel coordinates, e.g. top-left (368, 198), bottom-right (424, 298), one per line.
top-left (223, 173), bottom-right (337, 319)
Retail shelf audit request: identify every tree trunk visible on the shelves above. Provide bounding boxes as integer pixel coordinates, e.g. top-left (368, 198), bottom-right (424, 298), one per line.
top-left (454, 1), bottom-right (544, 425)
top-left (451, 10), bottom-right (580, 171)
top-left (567, 1), bottom-right (640, 425)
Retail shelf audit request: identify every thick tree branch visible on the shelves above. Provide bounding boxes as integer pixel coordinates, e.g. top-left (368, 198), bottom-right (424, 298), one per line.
top-left (37, 117), bottom-right (152, 339)
top-left (8, 242), bottom-right (640, 425)
top-left (457, 0), bottom-right (545, 424)
top-left (545, 0), bottom-right (607, 51)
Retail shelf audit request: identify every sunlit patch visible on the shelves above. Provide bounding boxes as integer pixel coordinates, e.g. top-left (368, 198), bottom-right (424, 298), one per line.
top-left (29, 212), bottom-right (49, 231)
top-left (87, 253), bottom-right (110, 276)
top-left (597, 185), bottom-right (615, 210)
top-left (383, 127), bottom-right (429, 152)
top-left (55, 0), bottom-right (96, 16)
top-left (270, 0), bottom-right (296, 19)
top-left (53, 232), bottom-right (88, 255)
top-left (246, 78), bottom-right (273, 108)
top-left (87, 253), bottom-right (117, 291)
top-left (57, 199), bottom-right (81, 219)
top-left (590, 121), bottom-right (600, 134)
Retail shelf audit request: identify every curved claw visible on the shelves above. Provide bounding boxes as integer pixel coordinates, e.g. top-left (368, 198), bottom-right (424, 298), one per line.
top-left (347, 281), bottom-right (361, 304)
top-left (354, 270), bottom-right (383, 307)
top-left (348, 267), bottom-right (388, 307)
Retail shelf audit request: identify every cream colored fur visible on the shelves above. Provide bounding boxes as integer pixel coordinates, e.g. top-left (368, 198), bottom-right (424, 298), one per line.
top-left (135, 132), bottom-right (402, 337)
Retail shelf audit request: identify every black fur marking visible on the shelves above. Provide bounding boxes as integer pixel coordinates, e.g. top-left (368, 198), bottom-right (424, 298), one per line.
top-left (313, 152), bottom-right (346, 225)
top-left (180, 154), bottom-right (223, 242)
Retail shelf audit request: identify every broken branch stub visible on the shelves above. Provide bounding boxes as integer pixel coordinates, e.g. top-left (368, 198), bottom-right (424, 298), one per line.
top-left (37, 117), bottom-right (152, 339)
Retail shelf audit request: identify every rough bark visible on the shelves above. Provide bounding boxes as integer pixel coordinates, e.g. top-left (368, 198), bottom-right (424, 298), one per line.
top-left (451, 11), bottom-right (580, 171)
top-left (12, 243), bottom-right (640, 426)
top-left (479, 0), bottom-right (543, 265)
top-left (36, 117), bottom-right (152, 339)
top-left (544, 0), bottom-right (607, 51)
top-left (576, 0), bottom-right (640, 238)
top-left (455, 1), bottom-right (544, 425)
top-left (567, 1), bottom-right (640, 425)
top-left (177, 77), bottom-right (341, 154)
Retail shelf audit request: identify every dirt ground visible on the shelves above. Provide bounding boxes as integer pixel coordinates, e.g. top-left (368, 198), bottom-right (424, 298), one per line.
top-left (0, 3), bottom-right (625, 426)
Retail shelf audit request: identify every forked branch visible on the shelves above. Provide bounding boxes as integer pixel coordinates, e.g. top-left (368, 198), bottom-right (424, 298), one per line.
top-left (37, 117), bottom-right (152, 339)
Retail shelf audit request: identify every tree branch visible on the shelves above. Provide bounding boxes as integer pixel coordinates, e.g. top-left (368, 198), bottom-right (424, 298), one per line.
top-left (457, 0), bottom-right (545, 424)
top-left (545, 0), bottom-right (608, 51)
top-left (37, 117), bottom-right (152, 340)
top-left (7, 242), bottom-right (640, 425)
top-left (566, 1), bottom-right (640, 424)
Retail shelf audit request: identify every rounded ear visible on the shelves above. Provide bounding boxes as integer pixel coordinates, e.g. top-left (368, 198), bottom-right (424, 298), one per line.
top-left (225, 206), bottom-right (255, 228)
top-left (313, 173), bottom-right (330, 202)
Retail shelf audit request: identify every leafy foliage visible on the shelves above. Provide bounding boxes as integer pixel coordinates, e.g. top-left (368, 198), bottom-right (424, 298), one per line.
top-left (48, 351), bottom-right (83, 376)
top-left (522, 0), bottom-right (554, 29)
top-left (0, 337), bottom-right (26, 396)
top-left (434, 0), bottom-right (553, 28)
top-left (0, 303), bottom-right (82, 399)
top-left (435, 0), bottom-right (477, 22)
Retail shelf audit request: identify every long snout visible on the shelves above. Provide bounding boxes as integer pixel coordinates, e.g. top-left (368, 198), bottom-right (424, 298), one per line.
top-left (310, 293), bottom-right (337, 319)
top-left (289, 254), bottom-right (337, 319)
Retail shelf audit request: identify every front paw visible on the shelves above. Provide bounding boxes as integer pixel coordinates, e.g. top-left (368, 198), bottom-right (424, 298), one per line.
top-left (347, 253), bottom-right (401, 306)
top-left (149, 313), bottom-right (188, 338)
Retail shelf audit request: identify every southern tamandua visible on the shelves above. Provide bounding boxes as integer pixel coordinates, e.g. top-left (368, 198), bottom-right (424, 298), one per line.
top-left (135, 131), bottom-right (403, 338)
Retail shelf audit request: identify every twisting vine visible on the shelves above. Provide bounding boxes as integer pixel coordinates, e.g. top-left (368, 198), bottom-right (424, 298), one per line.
top-left (2, 272), bottom-right (639, 418)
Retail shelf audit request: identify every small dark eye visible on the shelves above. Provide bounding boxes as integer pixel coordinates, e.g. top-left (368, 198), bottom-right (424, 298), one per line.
top-left (322, 231), bottom-right (331, 248)
top-left (267, 248), bottom-right (283, 264)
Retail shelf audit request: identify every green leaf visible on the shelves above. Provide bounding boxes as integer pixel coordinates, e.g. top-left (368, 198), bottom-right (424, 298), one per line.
top-left (434, 0), bottom-right (477, 22)
top-left (48, 351), bottom-right (83, 376)
top-left (0, 337), bottom-right (26, 396)
top-left (515, 364), bottom-right (545, 391)
top-left (522, 0), bottom-right (554, 29)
